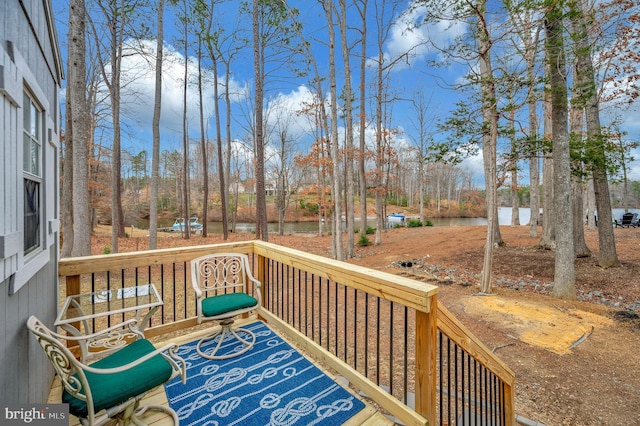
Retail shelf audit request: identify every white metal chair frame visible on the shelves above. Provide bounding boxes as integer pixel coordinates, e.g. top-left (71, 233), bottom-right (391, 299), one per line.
top-left (190, 253), bottom-right (262, 360)
top-left (27, 316), bottom-right (186, 426)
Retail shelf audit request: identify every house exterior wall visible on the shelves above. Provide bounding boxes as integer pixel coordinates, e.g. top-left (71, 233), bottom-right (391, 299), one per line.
top-left (0, 246), bottom-right (58, 403)
top-left (0, 0), bottom-right (62, 404)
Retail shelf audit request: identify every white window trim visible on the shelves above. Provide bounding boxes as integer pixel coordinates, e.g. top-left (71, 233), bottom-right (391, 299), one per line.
top-left (23, 89), bottom-right (44, 257)
top-left (9, 250), bottom-right (50, 294)
top-left (1, 43), bottom-right (58, 294)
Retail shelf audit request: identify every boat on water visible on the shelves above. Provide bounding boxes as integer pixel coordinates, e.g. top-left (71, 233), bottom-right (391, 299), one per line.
top-left (171, 216), bottom-right (203, 232)
top-left (386, 213), bottom-right (406, 227)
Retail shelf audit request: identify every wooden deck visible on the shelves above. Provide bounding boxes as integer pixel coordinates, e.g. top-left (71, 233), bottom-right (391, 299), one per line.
top-left (48, 319), bottom-right (395, 426)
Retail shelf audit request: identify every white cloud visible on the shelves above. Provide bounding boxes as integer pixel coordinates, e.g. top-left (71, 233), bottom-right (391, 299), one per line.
top-left (265, 85), bottom-right (320, 142)
top-left (460, 149), bottom-right (486, 187)
top-left (382, 3), bottom-right (467, 69)
top-left (109, 39), bottom-right (248, 147)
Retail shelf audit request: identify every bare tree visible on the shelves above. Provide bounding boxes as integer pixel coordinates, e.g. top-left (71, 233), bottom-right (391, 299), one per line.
top-left (252, 0), bottom-right (268, 240)
top-left (86, 0), bottom-right (145, 252)
top-left (371, 0), bottom-right (412, 246)
top-left (220, 34), bottom-right (245, 233)
top-left (196, 34), bottom-right (209, 237)
top-left (507, 108), bottom-right (520, 226)
top-left (320, 0), bottom-right (343, 260)
top-left (507, 1), bottom-right (544, 237)
top-left (338, 0), bottom-right (356, 258)
top-left (355, 0), bottom-right (370, 243)
top-left (250, 0), bottom-right (303, 241)
top-left (407, 89), bottom-right (437, 224)
top-left (474, 0), bottom-right (500, 294)
top-left (172, 0), bottom-right (192, 239)
top-left (149, 0), bottom-right (163, 250)
top-left (203, 0), bottom-right (236, 239)
top-left (425, 0), bottom-right (503, 293)
top-left (270, 103), bottom-right (301, 235)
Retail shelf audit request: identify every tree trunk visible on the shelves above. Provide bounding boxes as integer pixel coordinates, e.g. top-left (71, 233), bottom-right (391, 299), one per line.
top-left (539, 61), bottom-right (555, 250)
top-left (570, 0), bottom-right (619, 267)
top-left (111, 92), bottom-right (125, 250)
top-left (545, 4), bottom-right (576, 299)
top-left (522, 14), bottom-right (542, 238)
top-left (540, 157), bottom-right (555, 249)
top-left (277, 152), bottom-right (285, 236)
top-left (508, 3), bottom-right (542, 238)
top-left (528, 140), bottom-right (541, 237)
top-left (179, 2), bottom-right (190, 240)
top-left (224, 57), bottom-right (233, 232)
top-left (585, 175), bottom-right (597, 229)
top-left (205, 2), bottom-right (228, 240)
top-left (149, 0), bottom-right (163, 250)
top-left (253, 0), bottom-right (268, 241)
top-left (569, 85), bottom-right (591, 258)
top-left (112, 1), bottom-right (125, 246)
top-left (374, 58), bottom-right (384, 246)
top-left (323, 0), bottom-right (343, 260)
top-left (61, 58), bottom-right (74, 258)
top-left (197, 39), bottom-right (209, 238)
top-left (357, 0), bottom-right (368, 242)
top-left (509, 109), bottom-right (520, 227)
top-left (86, 0), bottom-right (127, 252)
top-left (572, 178), bottom-right (591, 257)
top-left (492, 202), bottom-right (503, 246)
top-left (476, 0), bottom-right (499, 294)
top-left (339, 0), bottom-right (355, 258)
top-left (69, 0), bottom-right (91, 257)
top-left (510, 182), bottom-right (520, 226)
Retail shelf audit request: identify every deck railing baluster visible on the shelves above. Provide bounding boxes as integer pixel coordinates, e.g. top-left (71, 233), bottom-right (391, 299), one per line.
top-left (389, 301), bottom-right (394, 397)
top-left (354, 290), bottom-right (358, 371)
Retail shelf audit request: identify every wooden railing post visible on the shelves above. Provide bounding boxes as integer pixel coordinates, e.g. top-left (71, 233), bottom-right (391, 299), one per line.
top-left (504, 378), bottom-right (516, 425)
top-left (415, 294), bottom-right (437, 426)
top-left (64, 274), bottom-right (81, 351)
top-left (254, 247), bottom-right (268, 309)
top-left (65, 274), bottom-right (81, 298)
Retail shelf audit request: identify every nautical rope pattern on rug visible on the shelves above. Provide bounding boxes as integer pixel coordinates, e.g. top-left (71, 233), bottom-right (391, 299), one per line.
top-left (164, 321), bottom-right (365, 425)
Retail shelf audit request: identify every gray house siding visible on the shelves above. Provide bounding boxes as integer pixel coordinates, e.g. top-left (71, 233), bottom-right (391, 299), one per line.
top-left (1, 0), bottom-right (62, 404)
top-left (0, 246), bottom-right (57, 404)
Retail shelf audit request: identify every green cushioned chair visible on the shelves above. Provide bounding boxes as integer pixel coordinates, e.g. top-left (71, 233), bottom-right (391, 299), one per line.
top-left (190, 253), bottom-right (262, 359)
top-left (27, 315), bottom-right (186, 426)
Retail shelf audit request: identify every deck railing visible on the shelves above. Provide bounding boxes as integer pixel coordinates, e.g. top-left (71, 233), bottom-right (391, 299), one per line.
top-left (58, 240), bottom-right (515, 426)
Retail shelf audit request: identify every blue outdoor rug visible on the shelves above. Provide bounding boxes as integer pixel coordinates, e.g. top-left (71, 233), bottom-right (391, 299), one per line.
top-left (164, 321), bottom-right (365, 425)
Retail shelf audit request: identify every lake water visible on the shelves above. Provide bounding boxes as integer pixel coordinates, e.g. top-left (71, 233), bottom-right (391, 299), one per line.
top-left (429, 207), bottom-right (635, 228)
top-left (156, 208), bottom-right (516, 233)
top-left (143, 207), bottom-right (635, 234)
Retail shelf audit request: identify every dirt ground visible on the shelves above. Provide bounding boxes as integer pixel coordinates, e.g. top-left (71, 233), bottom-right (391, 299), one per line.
top-left (93, 224), bottom-right (640, 426)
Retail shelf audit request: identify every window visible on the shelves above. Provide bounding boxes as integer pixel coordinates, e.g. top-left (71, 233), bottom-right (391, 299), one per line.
top-left (23, 90), bottom-right (42, 255)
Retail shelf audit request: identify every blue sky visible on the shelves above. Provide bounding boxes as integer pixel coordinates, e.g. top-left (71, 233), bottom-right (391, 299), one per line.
top-left (51, 0), bottom-right (640, 187)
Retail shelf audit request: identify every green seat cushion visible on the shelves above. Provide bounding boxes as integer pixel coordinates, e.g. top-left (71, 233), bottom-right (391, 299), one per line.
top-left (201, 293), bottom-right (258, 317)
top-left (63, 339), bottom-right (173, 418)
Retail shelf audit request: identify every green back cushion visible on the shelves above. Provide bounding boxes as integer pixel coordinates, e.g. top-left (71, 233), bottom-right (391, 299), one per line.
top-left (63, 339), bottom-right (172, 418)
top-left (201, 293), bottom-right (258, 317)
